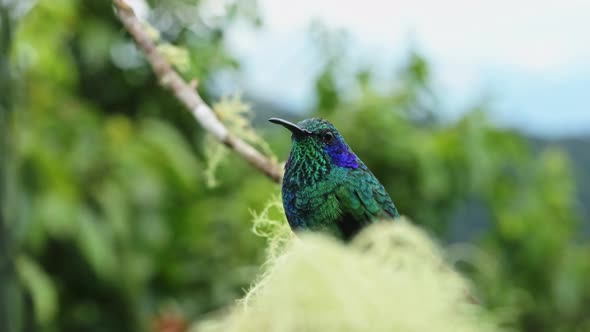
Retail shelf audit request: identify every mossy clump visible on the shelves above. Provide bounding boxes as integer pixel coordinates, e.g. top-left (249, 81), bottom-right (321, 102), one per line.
top-left (195, 219), bottom-right (504, 332)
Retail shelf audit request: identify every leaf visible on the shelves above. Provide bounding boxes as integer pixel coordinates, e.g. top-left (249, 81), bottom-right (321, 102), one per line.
top-left (77, 209), bottom-right (117, 280)
top-left (15, 255), bottom-right (58, 325)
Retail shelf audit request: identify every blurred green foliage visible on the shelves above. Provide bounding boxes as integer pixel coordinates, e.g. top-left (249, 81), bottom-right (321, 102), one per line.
top-left (1, 1), bottom-right (588, 332)
top-left (309, 51), bottom-right (590, 331)
top-left (4, 1), bottom-right (271, 331)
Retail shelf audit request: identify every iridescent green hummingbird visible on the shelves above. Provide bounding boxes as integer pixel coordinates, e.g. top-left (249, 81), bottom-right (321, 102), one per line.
top-left (269, 117), bottom-right (399, 240)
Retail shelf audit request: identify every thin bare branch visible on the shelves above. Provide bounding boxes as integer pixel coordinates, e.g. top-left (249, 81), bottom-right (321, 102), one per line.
top-left (112, 0), bottom-right (282, 183)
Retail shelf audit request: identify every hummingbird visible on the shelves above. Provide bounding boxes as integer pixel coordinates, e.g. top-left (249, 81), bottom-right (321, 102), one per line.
top-left (269, 117), bottom-right (399, 241)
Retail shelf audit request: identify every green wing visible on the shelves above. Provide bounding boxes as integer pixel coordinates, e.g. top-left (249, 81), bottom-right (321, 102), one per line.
top-left (335, 167), bottom-right (399, 230)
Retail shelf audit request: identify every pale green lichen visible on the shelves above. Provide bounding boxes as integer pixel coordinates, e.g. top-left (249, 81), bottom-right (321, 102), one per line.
top-left (250, 195), bottom-right (293, 261)
top-left (204, 93), bottom-right (277, 187)
top-left (193, 218), bottom-right (504, 332)
top-left (142, 21), bottom-right (161, 42)
top-left (141, 21), bottom-right (190, 72)
top-left (203, 134), bottom-right (229, 188)
top-left (156, 43), bottom-right (191, 72)
top-left (214, 93), bottom-right (275, 159)
top-left (243, 196), bottom-right (295, 309)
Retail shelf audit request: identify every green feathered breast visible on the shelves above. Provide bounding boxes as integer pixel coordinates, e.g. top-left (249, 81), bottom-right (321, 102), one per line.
top-left (270, 117), bottom-right (399, 241)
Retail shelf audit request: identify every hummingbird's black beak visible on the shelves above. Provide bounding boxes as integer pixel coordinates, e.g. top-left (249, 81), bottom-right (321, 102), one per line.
top-left (268, 118), bottom-right (311, 136)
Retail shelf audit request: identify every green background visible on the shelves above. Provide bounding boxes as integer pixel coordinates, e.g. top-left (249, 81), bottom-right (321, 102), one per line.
top-left (1, 1), bottom-right (588, 331)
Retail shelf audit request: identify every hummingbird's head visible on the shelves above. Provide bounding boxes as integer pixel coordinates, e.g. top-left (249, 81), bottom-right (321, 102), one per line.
top-left (269, 118), bottom-right (359, 178)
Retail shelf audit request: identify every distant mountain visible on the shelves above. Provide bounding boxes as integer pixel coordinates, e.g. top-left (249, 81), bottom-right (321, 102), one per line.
top-left (531, 136), bottom-right (590, 235)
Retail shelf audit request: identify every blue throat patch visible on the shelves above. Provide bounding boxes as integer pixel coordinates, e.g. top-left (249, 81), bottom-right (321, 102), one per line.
top-left (325, 138), bottom-right (359, 169)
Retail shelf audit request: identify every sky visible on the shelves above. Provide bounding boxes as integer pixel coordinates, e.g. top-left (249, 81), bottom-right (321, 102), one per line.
top-left (223, 0), bottom-right (590, 138)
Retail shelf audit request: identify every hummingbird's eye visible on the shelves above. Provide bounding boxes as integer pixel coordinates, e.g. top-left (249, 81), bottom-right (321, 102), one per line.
top-left (322, 131), bottom-right (335, 144)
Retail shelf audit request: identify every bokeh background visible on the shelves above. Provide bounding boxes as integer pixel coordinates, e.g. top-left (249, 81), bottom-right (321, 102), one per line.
top-left (1, 0), bottom-right (589, 331)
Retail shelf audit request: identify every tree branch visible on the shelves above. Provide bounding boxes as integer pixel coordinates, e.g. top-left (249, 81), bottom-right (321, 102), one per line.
top-left (112, 0), bottom-right (282, 183)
